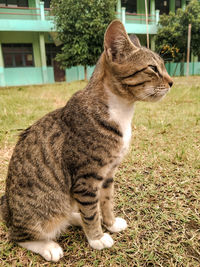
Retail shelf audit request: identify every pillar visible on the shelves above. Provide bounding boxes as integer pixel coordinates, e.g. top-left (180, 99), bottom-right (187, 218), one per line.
top-left (0, 43), bottom-right (6, 87)
top-left (181, 0), bottom-right (186, 10)
top-left (155, 9), bottom-right (160, 24)
top-left (39, 33), bottom-right (48, 83)
top-left (169, 0), bottom-right (175, 13)
top-left (35, 0), bottom-right (40, 20)
top-left (28, 0), bottom-right (36, 8)
top-left (40, 1), bottom-right (45, 21)
top-left (35, 0), bottom-right (40, 7)
top-left (137, 0), bottom-right (145, 14)
top-left (137, 0), bottom-right (145, 24)
top-left (116, 0), bottom-right (121, 20)
top-left (150, 0), bottom-right (155, 15)
top-left (121, 7), bottom-right (126, 25)
top-left (33, 33), bottom-right (42, 67)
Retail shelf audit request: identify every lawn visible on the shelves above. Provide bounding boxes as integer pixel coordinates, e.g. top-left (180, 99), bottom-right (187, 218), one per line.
top-left (0, 77), bottom-right (200, 266)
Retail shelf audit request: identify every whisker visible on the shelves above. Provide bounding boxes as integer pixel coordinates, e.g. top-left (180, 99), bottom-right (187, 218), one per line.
top-left (136, 90), bottom-right (155, 100)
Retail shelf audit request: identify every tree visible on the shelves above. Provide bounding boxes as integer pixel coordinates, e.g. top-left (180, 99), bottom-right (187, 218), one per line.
top-left (155, 0), bottom-right (200, 63)
top-left (51, 0), bottom-right (117, 80)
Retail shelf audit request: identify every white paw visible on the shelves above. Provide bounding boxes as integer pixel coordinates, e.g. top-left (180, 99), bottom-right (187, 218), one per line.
top-left (88, 233), bottom-right (114, 250)
top-left (19, 240), bottom-right (64, 262)
top-left (106, 217), bottom-right (127, 233)
top-left (41, 242), bottom-right (64, 262)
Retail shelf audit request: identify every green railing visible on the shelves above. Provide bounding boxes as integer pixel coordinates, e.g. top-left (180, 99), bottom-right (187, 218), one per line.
top-left (66, 62), bottom-right (200, 83)
top-left (165, 62), bottom-right (200, 76)
top-left (0, 3), bottom-right (54, 32)
top-left (117, 7), bottom-right (160, 25)
top-left (0, 4), bottom-right (52, 20)
top-left (125, 13), bottom-right (156, 25)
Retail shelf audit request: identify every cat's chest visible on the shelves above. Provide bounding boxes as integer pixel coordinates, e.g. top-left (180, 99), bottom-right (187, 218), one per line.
top-left (114, 112), bottom-right (133, 160)
top-left (107, 91), bottom-right (134, 158)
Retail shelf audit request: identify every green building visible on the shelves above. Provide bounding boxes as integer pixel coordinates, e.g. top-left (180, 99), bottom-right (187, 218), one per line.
top-left (0, 0), bottom-right (199, 87)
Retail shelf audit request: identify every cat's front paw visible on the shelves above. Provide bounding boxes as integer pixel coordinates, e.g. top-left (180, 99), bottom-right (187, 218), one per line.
top-left (88, 233), bottom-right (114, 250)
top-left (41, 241), bottom-right (64, 262)
top-left (106, 217), bottom-right (127, 233)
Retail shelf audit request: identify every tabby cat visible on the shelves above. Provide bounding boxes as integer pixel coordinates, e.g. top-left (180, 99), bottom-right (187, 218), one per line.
top-left (0, 20), bottom-right (173, 262)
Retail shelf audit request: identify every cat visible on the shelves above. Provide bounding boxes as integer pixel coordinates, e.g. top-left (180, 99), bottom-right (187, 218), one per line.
top-left (0, 20), bottom-right (173, 262)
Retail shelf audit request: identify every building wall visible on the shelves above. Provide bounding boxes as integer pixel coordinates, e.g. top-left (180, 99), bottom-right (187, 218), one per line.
top-left (3, 66), bottom-right (54, 86)
top-left (0, 30), bottom-right (56, 86)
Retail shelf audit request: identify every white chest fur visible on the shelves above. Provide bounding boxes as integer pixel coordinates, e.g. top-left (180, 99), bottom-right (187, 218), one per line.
top-left (107, 89), bottom-right (135, 156)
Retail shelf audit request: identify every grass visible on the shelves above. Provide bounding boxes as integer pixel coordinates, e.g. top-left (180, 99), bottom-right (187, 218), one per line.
top-left (0, 77), bottom-right (200, 266)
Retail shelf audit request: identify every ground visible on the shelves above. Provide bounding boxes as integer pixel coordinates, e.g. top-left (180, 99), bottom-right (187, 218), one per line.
top-left (0, 77), bottom-right (200, 266)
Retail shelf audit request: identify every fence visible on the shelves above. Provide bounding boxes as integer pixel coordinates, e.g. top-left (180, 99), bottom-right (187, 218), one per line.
top-left (66, 62), bottom-right (200, 83)
top-left (165, 62), bottom-right (200, 76)
top-left (125, 12), bottom-right (156, 25)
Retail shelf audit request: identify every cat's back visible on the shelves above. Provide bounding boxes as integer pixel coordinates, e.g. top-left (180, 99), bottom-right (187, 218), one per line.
top-left (6, 88), bottom-right (104, 184)
top-left (9, 89), bottom-right (85, 165)
top-left (6, 106), bottom-right (68, 195)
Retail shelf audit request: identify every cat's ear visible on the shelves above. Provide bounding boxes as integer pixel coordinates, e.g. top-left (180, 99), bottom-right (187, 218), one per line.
top-left (104, 20), bottom-right (139, 62)
top-left (129, 34), bottom-right (141, 48)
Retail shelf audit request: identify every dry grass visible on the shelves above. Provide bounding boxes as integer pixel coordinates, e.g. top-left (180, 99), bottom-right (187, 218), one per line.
top-left (0, 77), bottom-right (200, 266)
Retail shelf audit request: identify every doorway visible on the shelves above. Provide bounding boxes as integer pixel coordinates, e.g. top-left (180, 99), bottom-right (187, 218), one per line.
top-left (46, 43), bottom-right (65, 82)
top-left (53, 60), bottom-right (65, 82)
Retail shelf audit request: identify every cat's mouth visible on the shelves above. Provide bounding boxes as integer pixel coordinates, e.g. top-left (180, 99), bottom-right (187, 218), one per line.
top-left (138, 87), bottom-right (170, 102)
top-left (149, 87), bottom-right (170, 101)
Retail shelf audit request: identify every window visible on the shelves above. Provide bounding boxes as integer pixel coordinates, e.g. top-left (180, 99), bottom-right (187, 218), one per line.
top-left (175, 0), bottom-right (181, 10)
top-left (121, 0), bottom-right (137, 13)
top-left (2, 44), bottom-right (34, 67)
top-left (155, 0), bottom-right (169, 15)
top-left (0, 0), bottom-right (28, 7)
top-left (44, 0), bottom-right (51, 8)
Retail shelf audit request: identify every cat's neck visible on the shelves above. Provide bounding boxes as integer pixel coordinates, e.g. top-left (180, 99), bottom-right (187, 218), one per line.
top-left (106, 86), bottom-right (135, 130)
top-left (105, 85), bottom-right (134, 151)
top-left (87, 54), bottom-right (135, 130)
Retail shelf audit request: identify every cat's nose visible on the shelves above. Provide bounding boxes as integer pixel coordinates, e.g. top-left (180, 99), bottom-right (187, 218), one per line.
top-left (164, 71), bottom-right (173, 88)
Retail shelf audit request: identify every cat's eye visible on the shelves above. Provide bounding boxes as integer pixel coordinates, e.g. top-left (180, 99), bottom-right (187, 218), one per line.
top-left (149, 65), bottom-right (158, 73)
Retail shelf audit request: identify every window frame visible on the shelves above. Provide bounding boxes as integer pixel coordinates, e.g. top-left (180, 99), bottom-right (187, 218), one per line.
top-left (175, 0), bottom-right (182, 11)
top-left (155, 0), bottom-right (170, 15)
top-left (45, 43), bottom-right (60, 67)
top-left (44, 0), bottom-right (51, 9)
top-left (0, 0), bottom-right (29, 7)
top-left (121, 0), bottom-right (137, 14)
top-left (2, 43), bottom-right (34, 68)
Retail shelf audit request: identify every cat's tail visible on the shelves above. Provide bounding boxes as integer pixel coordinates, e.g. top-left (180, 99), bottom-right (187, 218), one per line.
top-left (0, 195), bottom-right (5, 221)
top-left (0, 195), bottom-right (10, 225)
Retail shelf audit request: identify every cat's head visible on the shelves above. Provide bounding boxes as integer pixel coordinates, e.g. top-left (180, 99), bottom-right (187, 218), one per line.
top-left (103, 20), bottom-right (173, 102)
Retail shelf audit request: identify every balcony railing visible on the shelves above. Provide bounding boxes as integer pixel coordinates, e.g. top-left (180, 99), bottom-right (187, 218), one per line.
top-left (125, 13), bottom-right (156, 25)
top-left (0, 3), bottom-right (54, 32)
top-left (0, 3), bottom-right (52, 21)
top-left (0, 5), bottom-right (160, 25)
top-left (0, 4), bottom-right (159, 34)
top-left (117, 8), bottom-right (160, 25)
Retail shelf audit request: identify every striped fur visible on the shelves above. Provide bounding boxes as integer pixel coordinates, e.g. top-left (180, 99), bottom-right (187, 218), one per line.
top-left (0, 20), bottom-right (173, 261)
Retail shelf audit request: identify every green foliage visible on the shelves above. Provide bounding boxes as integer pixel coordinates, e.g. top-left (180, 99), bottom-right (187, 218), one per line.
top-left (155, 0), bottom-right (200, 62)
top-left (51, 0), bottom-right (117, 68)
